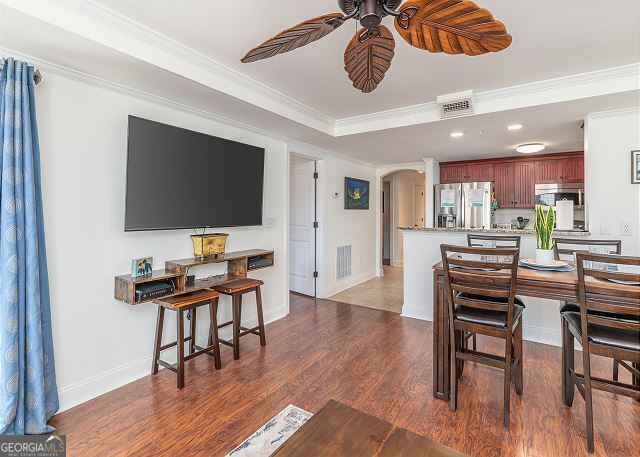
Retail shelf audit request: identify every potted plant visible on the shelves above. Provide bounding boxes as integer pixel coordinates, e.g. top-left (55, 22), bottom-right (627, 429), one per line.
top-left (534, 205), bottom-right (555, 264)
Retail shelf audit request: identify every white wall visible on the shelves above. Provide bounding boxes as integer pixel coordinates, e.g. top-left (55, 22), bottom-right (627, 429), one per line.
top-left (36, 72), bottom-right (288, 412)
top-left (323, 156), bottom-right (377, 297)
top-left (585, 108), bottom-right (640, 255)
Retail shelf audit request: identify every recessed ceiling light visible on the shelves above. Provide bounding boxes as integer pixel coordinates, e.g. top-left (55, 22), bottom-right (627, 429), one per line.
top-left (508, 124), bottom-right (523, 131)
top-left (516, 143), bottom-right (545, 154)
top-left (450, 132), bottom-right (464, 138)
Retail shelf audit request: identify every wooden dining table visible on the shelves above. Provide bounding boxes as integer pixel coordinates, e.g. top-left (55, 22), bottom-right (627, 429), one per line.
top-left (431, 260), bottom-right (639, 400)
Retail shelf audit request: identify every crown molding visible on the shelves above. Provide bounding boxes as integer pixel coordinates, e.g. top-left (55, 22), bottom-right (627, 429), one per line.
top-left (335, 63), bottom-right (640, 136)
top-left (0, 0), bottom-right (335, 135)
top-left (586, 106), bottom-right (640, 120)
top-left (2, 0), bottom-right (638, 142)
top-left (0, 46), bottom-right (374, 168)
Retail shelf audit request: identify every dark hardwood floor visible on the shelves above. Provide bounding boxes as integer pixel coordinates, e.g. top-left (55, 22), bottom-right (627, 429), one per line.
top-left (51, 294), bottom-right (639, 456)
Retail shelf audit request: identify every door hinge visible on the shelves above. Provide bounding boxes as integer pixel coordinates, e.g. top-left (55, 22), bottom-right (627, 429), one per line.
top-left (313, 221), bottom-right (319, 228)
top-left (313, 172), bottom-right (319, 179)
top-left (313, 271), bottom-right (319, 278)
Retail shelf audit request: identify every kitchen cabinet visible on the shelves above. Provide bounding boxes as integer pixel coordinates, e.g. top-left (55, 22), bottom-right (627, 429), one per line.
top-left (440, 164), bottom-right (468, 184)
top-left (439, 152), bottom-right (583, 210)
top-left (535, 157), bottom-right (584, 183)
top-left (440, 163), bottom-right (495, 183)
top-left (494, 162), bottom-right (535, 208)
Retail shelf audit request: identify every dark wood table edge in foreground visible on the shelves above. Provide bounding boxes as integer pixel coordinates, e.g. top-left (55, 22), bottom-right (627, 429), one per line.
top-left (272, 400), bottom-right (468, 457)
top-left (431, 261), bottom-right (638, 401)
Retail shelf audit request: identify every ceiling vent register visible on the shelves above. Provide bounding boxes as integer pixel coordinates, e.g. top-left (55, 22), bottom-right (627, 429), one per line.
top-left (437, 90), bottom-right (475, 119)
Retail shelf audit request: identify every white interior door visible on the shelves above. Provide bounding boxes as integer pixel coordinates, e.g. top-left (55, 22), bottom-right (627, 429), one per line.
top-left (289, 159), bottom-right (316, 296)
top-left (414, 184), bottom-right (425, 227)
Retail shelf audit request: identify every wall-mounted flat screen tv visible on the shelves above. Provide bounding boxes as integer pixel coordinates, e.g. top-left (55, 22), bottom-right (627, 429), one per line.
top-left (125, 116), bottom-right (265, 231)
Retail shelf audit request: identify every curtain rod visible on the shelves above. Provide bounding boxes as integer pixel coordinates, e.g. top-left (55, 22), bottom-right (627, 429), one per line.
top-left (0, 64), bottom-right (42, 85)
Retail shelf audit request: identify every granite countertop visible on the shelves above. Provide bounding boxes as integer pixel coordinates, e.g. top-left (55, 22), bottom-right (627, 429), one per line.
top-left (399, 227), bottom-right (591, 236)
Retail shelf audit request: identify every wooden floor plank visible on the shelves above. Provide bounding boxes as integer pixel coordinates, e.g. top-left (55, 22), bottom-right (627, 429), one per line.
top-left (50, 294), bottom-right (640, 456)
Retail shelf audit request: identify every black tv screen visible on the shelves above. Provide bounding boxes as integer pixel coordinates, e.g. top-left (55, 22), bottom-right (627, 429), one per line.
top-left (125, 116), bottom-right (265, 231)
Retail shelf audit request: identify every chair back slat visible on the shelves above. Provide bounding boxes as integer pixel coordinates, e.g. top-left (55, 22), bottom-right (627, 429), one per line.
top-left (576, 252), bottom-right (640, 344)
top-left (468, 234), bottom-right (521, 248)
top-left (587, 315), bottom-right (640, 332)
top-left (553, 238), bottom-right (621, 261)
top-left (447, 269), bottom-right (513, 286)
top-left (453, 296), bottom-right (509, 312)
top-left (441, 244), bottom-right (520, 329)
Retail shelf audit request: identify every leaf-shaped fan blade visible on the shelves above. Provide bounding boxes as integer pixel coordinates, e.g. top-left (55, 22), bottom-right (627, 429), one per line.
top-left (242, 13), bottom-right (345, 63)
top-left (394, 0), bottom-right (512, 56)
top-left (344, 25), bottom-right (395, 94)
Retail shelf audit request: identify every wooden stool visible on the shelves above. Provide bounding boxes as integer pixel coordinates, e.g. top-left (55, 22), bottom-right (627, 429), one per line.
top-left (214, 278), bottom-right (266, 360)
top-left (152, 289), bottom-right (221, 388)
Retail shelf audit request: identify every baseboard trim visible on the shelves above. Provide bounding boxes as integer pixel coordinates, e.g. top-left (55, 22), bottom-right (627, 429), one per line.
top-left (401, 304), bottom-right (433, 322)
top-left (325, 273), bottom-right (376, 298)
top-left (56, 305), bottom-right (287, 413)
top-left (523, 324), bottom-right (562, 348)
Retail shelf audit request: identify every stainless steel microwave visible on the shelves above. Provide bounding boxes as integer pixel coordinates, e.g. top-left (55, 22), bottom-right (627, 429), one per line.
top-left (534, 183), bottom-right (584, 210)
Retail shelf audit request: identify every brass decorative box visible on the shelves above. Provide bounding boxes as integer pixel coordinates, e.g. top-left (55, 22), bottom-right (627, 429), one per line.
top-left (191, 233), bottom-right (229, 260)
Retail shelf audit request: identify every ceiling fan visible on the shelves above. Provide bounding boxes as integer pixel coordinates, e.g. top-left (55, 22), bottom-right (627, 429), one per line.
top-left (241, 0), bottom-right (512, 94)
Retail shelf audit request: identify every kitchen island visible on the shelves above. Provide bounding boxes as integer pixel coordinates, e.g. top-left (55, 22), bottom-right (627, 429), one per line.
top-left (400, 227), bottom-right (591, 347)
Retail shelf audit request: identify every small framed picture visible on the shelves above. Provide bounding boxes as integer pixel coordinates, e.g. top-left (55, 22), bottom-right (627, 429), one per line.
top-left (131, 257), bottom-right (153, 278)
top-left (632, 150), bottom-right (640, 184)
top-left (344, 177), bottom-right (370, 210)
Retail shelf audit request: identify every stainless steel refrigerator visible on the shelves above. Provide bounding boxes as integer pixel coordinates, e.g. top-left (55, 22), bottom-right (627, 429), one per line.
top-left (434, 182), bottom-right (494, 229)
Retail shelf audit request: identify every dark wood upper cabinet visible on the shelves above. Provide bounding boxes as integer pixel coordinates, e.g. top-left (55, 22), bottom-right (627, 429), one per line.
top-left (493, 163), bottom-right (513, 208)
top-left (440, 163), bottom-right (495, 183)
top-left (440, 151), bottom-right (583, 210)
top-left (512, 161), bottom-right (536, 208)
top-left (535, 156), bottom-right (584, 183)
top-left (468, 163), bottom-right (495, 182)
top-left (535, 159), bottom-right (562, 184)
top-left (440, 164), bottom-right (468, 184)
top-left (561, 157), bottom-right (584, 183)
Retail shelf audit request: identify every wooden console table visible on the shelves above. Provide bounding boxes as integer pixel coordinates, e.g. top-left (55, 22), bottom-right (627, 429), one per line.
top-left (114, 249), bottom-right (274, 305)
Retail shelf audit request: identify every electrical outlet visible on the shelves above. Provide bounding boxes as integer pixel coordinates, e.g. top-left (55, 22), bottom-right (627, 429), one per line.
top-left (621, 221), bottom-right (633, 236)
top-left (600, 221), bottom-right (611, 235)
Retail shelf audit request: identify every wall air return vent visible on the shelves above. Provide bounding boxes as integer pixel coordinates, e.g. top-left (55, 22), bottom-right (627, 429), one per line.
top-left (336, 245), bottom-right (352, 280)
top-left (437, 90), bottom-right (475, 119)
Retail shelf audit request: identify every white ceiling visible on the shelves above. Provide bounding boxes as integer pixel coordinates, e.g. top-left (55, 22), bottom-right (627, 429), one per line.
top-left (92, 0), bottom-right (640, 118)
top-left (1, 0), bottom-right (639, 165)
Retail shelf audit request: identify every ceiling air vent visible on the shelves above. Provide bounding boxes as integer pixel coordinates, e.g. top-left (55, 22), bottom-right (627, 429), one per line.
top-left (437, 90), bottom-right (475, 119)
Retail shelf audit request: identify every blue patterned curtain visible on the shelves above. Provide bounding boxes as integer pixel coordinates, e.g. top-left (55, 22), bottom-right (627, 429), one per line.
top-left (0, 58), bottom-right (58, 435)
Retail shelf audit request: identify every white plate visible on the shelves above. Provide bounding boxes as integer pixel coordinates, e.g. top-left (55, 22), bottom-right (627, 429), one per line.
top-left (520, 258), bottom-right (568, 268)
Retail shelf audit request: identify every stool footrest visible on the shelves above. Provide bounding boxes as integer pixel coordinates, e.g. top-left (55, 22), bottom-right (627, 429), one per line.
top-left (156, 359), bottom-right (177, 373)
top-left (219, 339), bottom-right (235, 348)
top-left (239, 326), bottom-right (261, 337)
top-left (218, 320), bottom-right (233, 329)
top-left (184, 345), bottom-right (220, 363)
top-left (160, 335), bottom-right (193, 351)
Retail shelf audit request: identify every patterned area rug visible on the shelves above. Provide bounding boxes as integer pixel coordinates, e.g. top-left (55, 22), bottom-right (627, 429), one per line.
top-left (227, 405), bottom-right (312, 456)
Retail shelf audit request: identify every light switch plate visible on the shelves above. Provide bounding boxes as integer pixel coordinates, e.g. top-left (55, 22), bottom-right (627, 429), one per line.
top-left (600, 221), bottom-right (611, 235)
top-left (621, 221), bottom-right (633, 236)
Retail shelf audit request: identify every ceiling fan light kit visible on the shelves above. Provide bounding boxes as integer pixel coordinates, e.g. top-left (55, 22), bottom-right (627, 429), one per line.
top-left (241, 0), bottom-right (513, 93)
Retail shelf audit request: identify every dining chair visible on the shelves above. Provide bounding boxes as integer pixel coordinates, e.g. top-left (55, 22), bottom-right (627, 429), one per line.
top-left (464, 234), bottom-right (522, 351)
top-left (561, 252), bottom-right (640, 453)
top-left (441, 244), bottom-right (524, 429)
top-left (554, 238), bottom-right (625, 380)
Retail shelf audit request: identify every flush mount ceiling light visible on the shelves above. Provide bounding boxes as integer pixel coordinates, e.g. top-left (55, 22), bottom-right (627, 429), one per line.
top-left (508, 124), bottom-right (523, 131)
top-left (241, 0), bottom-right (513, 93)
top-left (516, 143), bottom-right (545, 154)
top-left (450, 132), bottom-right (464, 138)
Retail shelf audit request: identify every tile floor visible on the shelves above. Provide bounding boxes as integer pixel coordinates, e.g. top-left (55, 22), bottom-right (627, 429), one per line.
top-left (328, 266), bottom-right (403, 313)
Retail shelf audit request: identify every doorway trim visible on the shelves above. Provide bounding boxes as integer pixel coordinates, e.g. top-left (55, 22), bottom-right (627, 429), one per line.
top-left (375, 163), bottom-right (426, 278)
top-left (286, 145), bottom-right (326, 308)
